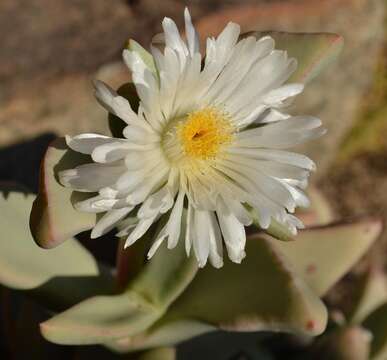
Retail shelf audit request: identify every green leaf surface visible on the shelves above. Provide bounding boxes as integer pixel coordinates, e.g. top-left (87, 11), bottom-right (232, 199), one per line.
top-left (0, 189), bottom-right (113, 310)
top-left (30, 137), bottom-right (96, 249)
top-left (363, 303), bottom-right (387, 360)
top-left (105, 319), bottom-right (212, 353)
top-left (275, 218), bottom-right (382, 296)
top-left (107, 235), bottom-right (327, 352)
top-left (168, 235), bottom-right (326, 334)
top-left (349, 270), bottom-right (387, 324)
top-left (247, 31), bottom-right (344, 84)
top-left (40, 231), bottom-right (198, 345)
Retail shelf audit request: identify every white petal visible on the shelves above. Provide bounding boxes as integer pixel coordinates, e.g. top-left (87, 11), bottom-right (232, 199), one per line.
top-left (162, 16), bottom-right (189, 65)
top-left (206, 36), bottom-right (274, 107)
top-left (92, 142), bottom-right (131, 163)
top-left (93, 80), bottom-right (144, 127)
top-left (185, 203), bottom-right (194, 256)
top-left (66, 134), bottom-right (113, 155)
top-left (207, 211), bottom-right (224, 268)
top-left (193, 209), bottom-right (211, 267)
top-left (254, 109), bottom-right (290, 124)
top-left (116, 160), bottom-right (167, 193)
top-left (222, 154), bottom-right (309, 182)
top-left (125, 166), bottom-right (170, 205)
top-left (200, 22), bottom-right (240, 90)
top-left (147, 232), bottom-right (167, 259)
top-left (224, 51), bottom-right (297, 121)
top-left (124, 149), bottom-right (161, 171)
top-left (166, 190), bottom-right (185, 249)
top-left (137, 185), bottom-right (174, 219)
top-left (278, 179), bottom-right (310, 208)
top-left (122, 50), bottom-right (149, 87)
top-left (75, 195), bottom-right (119, 213)
top-left (125, 213), bottom-right (158, 248)
top-left (216, 159), bottom-right (295, 211)
top-left (116, 217), bottom-right (139, 237)
top-left (216, 200), bottom-right (246, 264)
top-left (227, 147), bottom-right (316, 171)
top-left (184, 8), bottom-right (200, 56)
top-left (59, 162), bottom-right (125, 192)
top-left (223, 197), bottom-right (252, 226)
top-left (91, 207), bottom-right (133, 238)
top-left (262, 83), bottom-right (304, 105)
top-left (234, 116), bottom-right (325, 149)
top-left (123, 125), bottom-right (160, 143)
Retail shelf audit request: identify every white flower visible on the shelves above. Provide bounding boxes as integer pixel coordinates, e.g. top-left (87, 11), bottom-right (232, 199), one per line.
top-left (59, 8), bottom-right (325, 268)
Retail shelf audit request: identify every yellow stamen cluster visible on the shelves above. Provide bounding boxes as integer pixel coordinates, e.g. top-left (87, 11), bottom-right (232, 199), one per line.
top-left (178, 107), bottom-right (233, 160)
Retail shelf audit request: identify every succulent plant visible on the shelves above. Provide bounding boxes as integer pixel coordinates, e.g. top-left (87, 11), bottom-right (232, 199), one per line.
top-left (303, 267), bottom-right (387, 360)
top-left (0, 178), bottom-right (382, 359)
top-left (0, 20), bottom-right (383, 360)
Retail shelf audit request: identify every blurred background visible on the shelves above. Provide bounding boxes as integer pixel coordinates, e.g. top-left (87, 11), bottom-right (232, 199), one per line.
top-left (0, 0), bottom-right (386, 358)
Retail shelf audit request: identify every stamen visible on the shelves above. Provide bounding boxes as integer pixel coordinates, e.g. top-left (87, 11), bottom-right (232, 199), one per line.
top-left (178, 107), bottom-right (234, 159)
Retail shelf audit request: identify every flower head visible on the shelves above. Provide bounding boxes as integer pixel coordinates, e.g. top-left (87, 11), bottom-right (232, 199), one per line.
top-left (60, 8), bottom-right (325, 268)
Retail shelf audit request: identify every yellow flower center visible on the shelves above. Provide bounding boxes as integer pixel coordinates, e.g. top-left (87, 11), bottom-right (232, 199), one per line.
top-left (177, 107), bottom-right (233, 160)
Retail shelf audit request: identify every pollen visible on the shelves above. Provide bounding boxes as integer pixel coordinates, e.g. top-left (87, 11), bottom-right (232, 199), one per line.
top-left (178, 107), bottom-right (234, 159)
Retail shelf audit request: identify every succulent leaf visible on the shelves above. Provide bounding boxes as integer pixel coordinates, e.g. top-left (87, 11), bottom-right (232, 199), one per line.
top-left (105, 320), bottom-right (212, 353)
top-left (349, 270), bottom-right (387, 324)
top-left (0, 189), bottom-right (113, 310)
top-left (30, 137), bottom-right (97, 249)
top-left (40, 234), bottom-right (198, 345)
top-left (275, 218), bottom-right (382, 296)
top-left (41, 291), bottom-right (163, 346)
top-left (167, 235), bottom-right (327, 334)
top-left (106, 235), bottom-right (328, 352)
top-left (310, 326), bottom-right (371, 360)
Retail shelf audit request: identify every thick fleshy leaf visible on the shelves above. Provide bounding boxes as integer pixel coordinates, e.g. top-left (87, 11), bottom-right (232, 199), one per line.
top-left (106, 235), bottom-right (327, 352)
top-left (0, 189), bottom-right (113, 310)
top-left (40, 232), bottom-right (198, 345)
top-left (362, 303), bottom-right (387, 360)
top-left (309, 326), bottom-right (371, 360)
top-left (348, 270), bottom-right (387, 324)
top-left (105, 320), bottom-right (212, 353)
top-left (168, 235), bottom-right (326, 334)
top-left (242, 31), bottom-right (343, 84)
top-left (30, 137), bottom-right (97, 249)
top-left (275, 218), bottom-right (382, 296)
